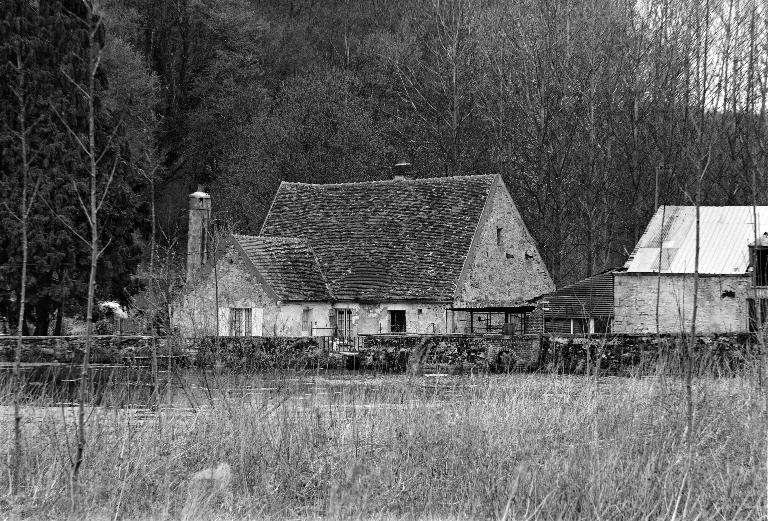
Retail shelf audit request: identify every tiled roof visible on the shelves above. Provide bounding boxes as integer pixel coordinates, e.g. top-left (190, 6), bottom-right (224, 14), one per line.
top-left (260, 175), bottom-right (498, 301)
top-left (626, 206), bottom-right (768, 274)
top-left (233, 235), bottom-right (332, 301)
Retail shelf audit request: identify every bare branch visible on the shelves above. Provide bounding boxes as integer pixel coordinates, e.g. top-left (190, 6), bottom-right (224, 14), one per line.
top-left (51, 105), bottom-right (91, 158)
top-left (97, 237), bottom-right (112, 259)
top-left (95, 121), bottom-right (123, 165)
top-left (60, 68), bottom-right (91, 100)
top-left (96, 157), bottom-right (120, 214)
top-left (22, 175), bottom-right (43, 221)
top-left (72, 179), bottom-right (93, 226)
top-left (1, 202), bottom-right (22, 223)
top-left (38, 195), bottom-right (89, 246)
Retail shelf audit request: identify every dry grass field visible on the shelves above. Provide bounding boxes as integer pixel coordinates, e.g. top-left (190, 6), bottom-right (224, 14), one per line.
top-left (1, 369), bottom-right (765, 520)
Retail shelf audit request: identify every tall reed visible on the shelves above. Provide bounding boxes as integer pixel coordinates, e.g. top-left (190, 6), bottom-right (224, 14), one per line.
top-left (1, 367), bottom-right (764, 520)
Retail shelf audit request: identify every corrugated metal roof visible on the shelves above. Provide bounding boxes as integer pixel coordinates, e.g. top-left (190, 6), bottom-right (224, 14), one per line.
top-left (626, 206), bottom-right (768, 274)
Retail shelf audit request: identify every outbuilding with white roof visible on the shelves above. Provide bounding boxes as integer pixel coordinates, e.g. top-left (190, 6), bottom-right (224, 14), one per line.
top-left (613, 205), bottom-right (768, 334)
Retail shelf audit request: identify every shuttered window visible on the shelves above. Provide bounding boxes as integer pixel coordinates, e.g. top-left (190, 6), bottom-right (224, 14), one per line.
top-left (229, 308), bottom-right (252, 336)
top-left (301, 309), bottom-right (311, 334)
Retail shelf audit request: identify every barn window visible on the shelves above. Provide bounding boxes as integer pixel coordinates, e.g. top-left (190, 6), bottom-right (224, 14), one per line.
top-left (229, 308), bottom-right (252, 336)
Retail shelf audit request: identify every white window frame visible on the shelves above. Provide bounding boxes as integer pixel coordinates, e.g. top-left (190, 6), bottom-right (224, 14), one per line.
top-left (229, 308), bottom-right (252, 337)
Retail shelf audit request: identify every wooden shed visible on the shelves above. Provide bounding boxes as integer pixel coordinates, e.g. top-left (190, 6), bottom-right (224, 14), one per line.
top-left (537, 271), bottom-right (615, 334)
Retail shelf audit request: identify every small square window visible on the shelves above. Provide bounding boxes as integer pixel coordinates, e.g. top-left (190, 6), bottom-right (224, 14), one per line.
top-left (417, 308), bottom-right (423, 315)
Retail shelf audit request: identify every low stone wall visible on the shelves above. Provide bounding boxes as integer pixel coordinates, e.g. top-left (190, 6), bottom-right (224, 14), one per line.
top-left (544, 333), bottom-right (760, 375)
top-left (359, 334), bottom-right (543, 372)
top-left (2, 333), bottom-right (758, 375)
top-left (0, 336), bottom-right (169, 364)
top-left (191, 336), bottom-right (334, 371)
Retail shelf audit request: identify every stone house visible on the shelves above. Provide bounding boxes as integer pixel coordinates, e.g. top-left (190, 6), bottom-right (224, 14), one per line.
top-left (174, 174), bottom-right (554, 338)
top-left (613, 205), bottom-right (768, 334)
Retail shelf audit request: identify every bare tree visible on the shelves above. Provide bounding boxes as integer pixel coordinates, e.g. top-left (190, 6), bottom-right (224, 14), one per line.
top-left (138, 151), bottom-right (161, 406)
top-left (48, 1), bottom-right (120, 489)
top-left (5, 43), bottom-right (43, 495)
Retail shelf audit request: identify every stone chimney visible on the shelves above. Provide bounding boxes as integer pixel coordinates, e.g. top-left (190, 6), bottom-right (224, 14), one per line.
top-left (187, 185), bottom-right (211, 282)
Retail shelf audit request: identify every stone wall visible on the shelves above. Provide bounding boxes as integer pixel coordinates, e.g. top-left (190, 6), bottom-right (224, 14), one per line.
top-left (2, 333), bottom-right (757, 375)
top-left (360, 334), bottom-right (544, 372)
top-left (613, 273), bottom-right (750, 334)
top-left (544, 333), bottom-right (758, 375)
top-left (457, 179), bottom-right (554, 306)
top-left (0, 336), bottom-right (169, 364)
top-left (191, 336), bottom-right (332, 370)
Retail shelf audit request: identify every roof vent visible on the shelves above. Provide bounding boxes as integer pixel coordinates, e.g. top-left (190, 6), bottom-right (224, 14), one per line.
top-left (393, 159), bottom-right (412, 180)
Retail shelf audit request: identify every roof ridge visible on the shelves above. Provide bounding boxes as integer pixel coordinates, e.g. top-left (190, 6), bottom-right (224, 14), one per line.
top-left (281, 174), bottom-right (497, 189)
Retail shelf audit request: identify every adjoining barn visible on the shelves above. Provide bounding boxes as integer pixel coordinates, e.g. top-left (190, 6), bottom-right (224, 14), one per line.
top-left (174, 174), bottom-right (554, 339)
top-left (537, 271), bottom-right (615, 334)
top-left (613, 205), bottom-right (768, 334)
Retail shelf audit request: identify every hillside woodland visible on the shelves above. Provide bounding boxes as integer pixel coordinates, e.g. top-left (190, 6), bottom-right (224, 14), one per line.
top-left (1, 0), bottom-right (768, 333)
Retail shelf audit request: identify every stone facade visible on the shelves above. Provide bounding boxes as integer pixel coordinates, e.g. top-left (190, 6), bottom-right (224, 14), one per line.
top-left (336, 302), bottom-right (450, 336)
top-left (457, 182), bottom-right (554, 306)
top-left (174, 245), bottom-right (332, 337)
top-left (613, 273), bottom-right (750, 334)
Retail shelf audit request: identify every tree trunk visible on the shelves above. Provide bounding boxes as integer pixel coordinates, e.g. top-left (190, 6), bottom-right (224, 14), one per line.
top-left (10, 43), bottom-right (41, 494)
top-left (33, 298), bottom-right (50, 336)
top-left (12, 194), bottom-right (29, 495)
top-left (54, 302), bottom-right (64, 336)
top-left (73, 10), bottom-right (104, 488)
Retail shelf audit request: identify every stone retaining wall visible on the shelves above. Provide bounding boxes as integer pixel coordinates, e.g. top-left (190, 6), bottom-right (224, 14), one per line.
top-left (544, 333), bottom-right (760, 375)
top-left (0, 336), bottom-right (168, 364)
top-left (191, 336), bottom-right (330, 370)
top-left (359, 334), bottom-right (543, 372)
top-left (1, 333), bottom-right (759, 375)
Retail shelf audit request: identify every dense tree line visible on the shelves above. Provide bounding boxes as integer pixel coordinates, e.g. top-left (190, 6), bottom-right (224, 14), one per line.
top-left (1, 0), bottom-right (767, 333)
top-left (134, 0), bottom-right (768, 282)
top-left (1, 0), bottom-right (157, 333)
